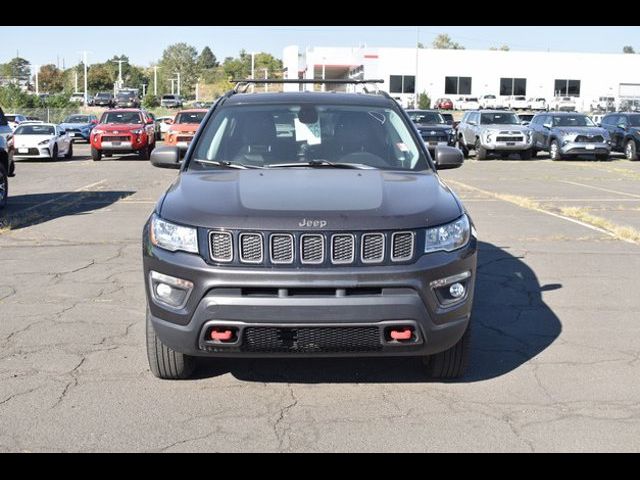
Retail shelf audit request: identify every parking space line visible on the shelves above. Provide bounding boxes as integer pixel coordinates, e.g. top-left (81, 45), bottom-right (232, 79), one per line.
top-left (446, 179), bottom-right (639, 245)
top-left (16, 180), bottom-right (108, 215)
top-left (558, 180), bottom-right (640, 199)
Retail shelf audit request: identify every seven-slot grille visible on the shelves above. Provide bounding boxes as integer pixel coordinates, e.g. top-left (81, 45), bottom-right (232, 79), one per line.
top-left (239, 233), bottom-right (263, 263)
top-left (208, 230), bottom-right (416, 265)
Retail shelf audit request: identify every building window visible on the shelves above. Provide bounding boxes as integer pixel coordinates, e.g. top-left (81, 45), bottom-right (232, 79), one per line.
top-left (389, 75), bottom-right (415, 94)
top-left (500, 78), bottom-right (527, 96)
top-left (445, 76), bottom-right (472, 95)
top-left (554, 79), bottom-right (581, 97)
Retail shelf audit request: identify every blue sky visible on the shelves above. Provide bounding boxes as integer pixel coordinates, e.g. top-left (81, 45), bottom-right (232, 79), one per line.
top-left (1, 26), bottom-right (639, 67)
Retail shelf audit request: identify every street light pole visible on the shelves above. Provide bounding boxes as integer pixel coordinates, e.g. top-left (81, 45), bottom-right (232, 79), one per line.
top-left (34, 65), bottom-right (39, 95)
top-left (174, 72), bottom-right (181, 96)
top-left (153, 66), bottom-right (158, 96)
top-left (170, 78), bottom-right (175, 95)
top-left (142, 83), bottom-right (147, 97)
top-left (415, 26), bottom-right (420, 108)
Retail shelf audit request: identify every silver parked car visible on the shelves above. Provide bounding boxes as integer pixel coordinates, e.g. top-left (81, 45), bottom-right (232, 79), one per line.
top-left (455, 110), bottom-right (533, 160)
top-left (528, 112), bottom-right (611, 161)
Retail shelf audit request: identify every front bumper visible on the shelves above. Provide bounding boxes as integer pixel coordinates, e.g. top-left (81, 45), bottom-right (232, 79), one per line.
top-left (143, 227), bottom-right (478, 358)
top-left (14, 147), bottom-right (52, 158)
top-left (560, 141), bottom-right (610, 155)
top-left (481, 139), bottom-right (533, 151)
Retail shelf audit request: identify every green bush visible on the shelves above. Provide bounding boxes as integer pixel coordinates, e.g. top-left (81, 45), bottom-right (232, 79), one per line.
top-left (142, 94), bottom-right (160, 109)
top-left (418, 91), bottom-right (431, 110)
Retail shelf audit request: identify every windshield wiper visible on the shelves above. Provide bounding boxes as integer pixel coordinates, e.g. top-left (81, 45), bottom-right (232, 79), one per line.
top-left (268, 159), bottom-right (376, 170)
top-left (192, 159), bottom-right (263, 169)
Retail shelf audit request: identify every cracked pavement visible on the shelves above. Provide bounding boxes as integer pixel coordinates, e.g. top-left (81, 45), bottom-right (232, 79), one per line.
top-left (1, 145), bottom-right (639, 452)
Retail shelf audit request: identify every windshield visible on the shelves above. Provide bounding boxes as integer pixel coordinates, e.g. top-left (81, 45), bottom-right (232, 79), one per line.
top-left (6, 115), bottom-right (16, 122)
top-left (466, 98), bottom-right (478, 102)
top-left (15, 124), bottom-right (55, 135)
top-left (484, 95), bottom-right (496, 99)
top-left (480, 112), bottom-right (519, 125)
top-left (552, 115), bottom-right (595, 127)
top-left (117, 92), bottom-right (135, 99)
top-left (190, 104), bottom-right (428, 171)
top-left (96, 93), bottom-right (111, 98)
top-left (64, 115), bottom-right (90, 123)
top-left (163, 95), bottom-right (176, 100)
top-left (175, 111), bottom-right (206, 124)
top-left (628, 116), bottom-right (640, 127)
top-left (408, 111), bottom-right (445, 124)
top-left (100, 112), bottom-right (142, 124)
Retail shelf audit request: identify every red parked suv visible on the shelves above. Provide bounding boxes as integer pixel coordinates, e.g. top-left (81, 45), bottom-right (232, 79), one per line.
top-left (435, 98), bottom-right (454, 110)
top-left (90, 109), bottom-right (156, 161)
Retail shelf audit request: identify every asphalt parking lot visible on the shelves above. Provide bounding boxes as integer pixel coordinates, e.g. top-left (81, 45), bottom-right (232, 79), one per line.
top-left (1, 143), bottom-right (639, 452)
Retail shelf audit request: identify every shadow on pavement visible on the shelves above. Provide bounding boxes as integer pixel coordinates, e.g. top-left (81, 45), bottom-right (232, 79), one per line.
top-left (1, 191), bottom-right (135, 230)
top-left (194, 241), bottom-right (562, 383)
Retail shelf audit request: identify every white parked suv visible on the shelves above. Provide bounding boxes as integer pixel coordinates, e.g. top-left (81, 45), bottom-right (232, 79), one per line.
top-left (550, 96), bottom-right (577, 112)
top-left (508, 96), bottom-right (529, 110)
top-left (528, 97), bottom-right (547, 111)
top-left (459, 97), bottom-right (480, 111)
top-left (479, 94), bottom-right (504, 110)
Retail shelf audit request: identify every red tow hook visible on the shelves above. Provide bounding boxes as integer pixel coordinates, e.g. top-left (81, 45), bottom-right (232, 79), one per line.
top-left (390, 328), bottom-right (413, 341)
top-left (210, 329), bottom-right (234, 342)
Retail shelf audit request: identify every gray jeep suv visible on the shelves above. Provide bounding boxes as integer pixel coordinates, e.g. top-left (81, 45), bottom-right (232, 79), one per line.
top-left (528, 112), bottom-right (611, 161)
top-left (143, 80), bottom-right (477, 380)
top-left (456, 110), bottom-right (533, 160)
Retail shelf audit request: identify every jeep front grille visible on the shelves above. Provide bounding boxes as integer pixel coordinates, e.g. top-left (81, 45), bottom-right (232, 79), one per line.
top-left (361, 233), bottom-right (385, 263)
top-left (239, 233), bottom-right (263, 263)
top-left (300, 234), bottom-right (324, 264)
top-left (207, 230), bottom-right (415, 266)
top-left (331, 234), bottom-right (355, 264)
top-left (209, 231), bottom-right (233, 262)
top-left (270, 234), bottom-right (294, 264)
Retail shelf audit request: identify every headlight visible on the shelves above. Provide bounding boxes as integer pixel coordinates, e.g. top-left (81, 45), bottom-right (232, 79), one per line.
top-left (38, 139), bottom-right (51, 145)
top-left (93, 129), bottom-right (104, 135)
top-left (445, 129), bottom-right (454, 135)
top-left (150, 214), bottom-right (198, 254)
top-left (425, 215), bottom-right (471, 254)
top-left (484, 132), bottom-right (492, 142)
top-left (131, 129), bottom-right (142, 135)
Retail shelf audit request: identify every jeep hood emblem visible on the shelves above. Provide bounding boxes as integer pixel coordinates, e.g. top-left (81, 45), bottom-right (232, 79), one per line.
top-left (299, 218), bottom-right (327, 228)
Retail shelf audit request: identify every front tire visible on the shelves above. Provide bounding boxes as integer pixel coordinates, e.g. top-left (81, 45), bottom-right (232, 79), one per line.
top-left (51, 145), bottom-right (58, 161)
top-left (65, 142), bottom-right (73, 159)
top-left (549, 140), bottom-right (563, 161)
top-left (0, 163), bottom-right (7, 209)
top-left (146, 309), bottom-right (196, 380)
top-left (625, 140), bottom-right (638, 161)
top-left (91, 147), bottom-right (102, 161)
top-left (138, 144), bottom-right (151, 160)
top-left (455, 138), bottom-right (469, 158)
top-left (423, 324), bottom-right (471, 379)
top-left (475, 139), bottom-right (488, 160)
top-left (520, 149), bottom-right (533, 160)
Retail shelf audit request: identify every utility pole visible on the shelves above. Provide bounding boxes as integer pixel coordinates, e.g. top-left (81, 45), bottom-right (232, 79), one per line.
top-left (251, 52), bottom-right (255, 93)
top-left (195, 80), bottom-right (199, 102)
top-left (263, 68), bottom-right (268, 92)
top-left (170, 78), bottom-right (175, 95)
top-left (175, 72), bottom-right (181, 96)
top-left (153, 65), bottom-right (158, 96)
top-left (415, 26), bottom-right (420, 108)
top-left (74, 70), bottom-right (78, 93)
top-left (34, 65), bottom-right (39, 95)
top-left (78, 51), bottom-right (90, 107)
top-left (142, 83), bottom-right (147, 97)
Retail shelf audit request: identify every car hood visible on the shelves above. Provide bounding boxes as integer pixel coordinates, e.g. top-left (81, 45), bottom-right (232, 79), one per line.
top-left (97, 123), bottom-right (143, 132)
top-left (553, 126), bottom-right (607, 136)
top-left (169, 124), bottom-right (200, 133)
top-left (416, 124), bottom-right (451, 132)
top-left (60, 122), bottom-right (92, 129)
top-left (483, 125), bottom-right (529, 133)
top-left (14, 135), bottom-right (54, 147)
top-left (159, 169), bottom-right (463, 231)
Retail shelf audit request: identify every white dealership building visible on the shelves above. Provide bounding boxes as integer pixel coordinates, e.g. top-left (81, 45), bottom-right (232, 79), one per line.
top-left (282, 45), bottom-right (640, 110)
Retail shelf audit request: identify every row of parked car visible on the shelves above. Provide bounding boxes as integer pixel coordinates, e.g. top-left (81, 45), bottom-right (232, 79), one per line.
top-left (407, 108), bottom-right (640, 162)
top-left (433, 95), bottom-right (640, 113)
top-left (0, 105), bottom-right (211, 208)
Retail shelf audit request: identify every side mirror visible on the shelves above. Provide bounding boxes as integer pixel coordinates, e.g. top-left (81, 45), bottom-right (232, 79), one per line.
top-left (543, 123), bottom-right (552, 129)
top-left (617, 124), bottom-right (627, 130)
top-left (91, 119), bottom-right (98, 124)
top-left (150, 146), bottom-right (182, 169)
top-left (147, 119), bottom-right (154, 125)
top-left (434, 146), bottom-right (463, 170)
top-left (468, 120), bottom-right (476, 126)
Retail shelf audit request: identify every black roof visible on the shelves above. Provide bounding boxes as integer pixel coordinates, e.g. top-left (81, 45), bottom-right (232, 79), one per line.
top-left (224, 92), bottom-right (393, 107)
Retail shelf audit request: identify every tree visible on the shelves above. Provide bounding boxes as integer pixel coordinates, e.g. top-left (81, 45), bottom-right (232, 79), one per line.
top-left (418, 91), bottom-right (431, 110)
top-left (87, 63), bottom-right (115, 92)
top-left (37, 64), bottom-right (64, 93)
top-left (432, 34), bottom-right (464, 50)
top-left (158, 43), bottom-right (199, 96)
top-left (417, 42), bottom-right (425, 49)
top-left (623, 45), bottom-right (635, 54)
top-left (222, 50), bottom-right (283, 81)
top-left (198, 46), bottom-right (218, 69)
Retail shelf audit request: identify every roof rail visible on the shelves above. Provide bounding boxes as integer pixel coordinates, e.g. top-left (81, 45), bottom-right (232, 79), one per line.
top-left (232, 78), bottom-right (385, 94)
